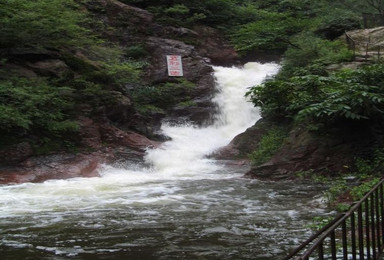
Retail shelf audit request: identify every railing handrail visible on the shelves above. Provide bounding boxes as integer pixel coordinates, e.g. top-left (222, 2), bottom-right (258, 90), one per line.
top-left (285, 177), bottom-right (384, 259)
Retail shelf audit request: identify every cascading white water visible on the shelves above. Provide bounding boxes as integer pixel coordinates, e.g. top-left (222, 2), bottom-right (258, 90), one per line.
top-left (0, 62), bottom-right (330, 260)
top-left (145, 62), bottom-right (279, 177)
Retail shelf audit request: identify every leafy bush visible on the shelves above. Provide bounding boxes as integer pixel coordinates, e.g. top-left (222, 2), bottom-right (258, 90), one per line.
top-left (314, 8), bottom-right (362, 40)
top-left (0, 77), bottom-right (78, 135)
top-left (130, 79), bottom-right (195, 114)
top-left (0, 0), bottom-right (93, 48)
top-left (230, 11), bottom-right (308, 54)
top-left (279, 33), bottom-right (354, 78)
top-left (249, 127), bottom-right (288, 166)
top-left (126, 45), bottom-right (149, 59)
top-left (248, 65), bottom-right (384, 123)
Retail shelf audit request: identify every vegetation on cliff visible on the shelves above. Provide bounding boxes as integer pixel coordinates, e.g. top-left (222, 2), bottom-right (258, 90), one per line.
top-left (0, 0), bottom-right (149, 154)
top-left (1, 0), bottom-right (384, 162)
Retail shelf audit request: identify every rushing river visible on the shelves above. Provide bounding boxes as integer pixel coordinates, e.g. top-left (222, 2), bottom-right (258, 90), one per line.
top-left (0, 63), bottom-right (331, 259)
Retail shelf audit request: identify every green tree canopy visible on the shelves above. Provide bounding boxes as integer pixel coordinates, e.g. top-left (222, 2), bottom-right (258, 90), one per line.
top-left (0, 0), bottom-right (93, 49)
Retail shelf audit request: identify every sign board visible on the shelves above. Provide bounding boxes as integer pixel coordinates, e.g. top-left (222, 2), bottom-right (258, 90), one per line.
top-left (166, 55), bottom-right (183, 77)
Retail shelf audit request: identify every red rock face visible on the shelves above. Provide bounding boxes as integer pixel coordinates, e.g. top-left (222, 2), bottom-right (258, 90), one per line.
top-left (0, 153), bottom-right (104, 184)
top-left (0, 116), bottom-right (161, 185)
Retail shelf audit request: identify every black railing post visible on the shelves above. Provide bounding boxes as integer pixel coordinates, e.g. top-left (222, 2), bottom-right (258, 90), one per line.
top-left (376, 189), bottom-right (381, 252)
top-left (331, 231), bottom-right (337, 260)
top-left (351, 212), bottom-right (357, 260)
top-left (342, 221), bottom-right (348, 259)
top-left (359, 205), bottom-right (365, 260)
top-left (371, 193), bottom-right (377, 259)
top-left (366, 198), bottom-right (371, 259)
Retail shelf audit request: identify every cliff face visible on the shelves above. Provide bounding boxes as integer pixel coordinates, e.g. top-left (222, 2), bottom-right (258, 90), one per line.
top-left (0, 0), bottom-right (238, 183)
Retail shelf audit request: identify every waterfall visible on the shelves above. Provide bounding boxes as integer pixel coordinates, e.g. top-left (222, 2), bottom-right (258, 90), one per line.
top-left (144, 62), bottom-right (279, 177)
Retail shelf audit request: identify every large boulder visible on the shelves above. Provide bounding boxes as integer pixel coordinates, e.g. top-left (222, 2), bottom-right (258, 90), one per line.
top-left (245, 123), bottom-right (374, 180)
top-left (0, 153), bottom-right (106, 184)
top-left (193, 25), bottom-right (239, 66)
top-left (213, 119), bottom-right (274, 159)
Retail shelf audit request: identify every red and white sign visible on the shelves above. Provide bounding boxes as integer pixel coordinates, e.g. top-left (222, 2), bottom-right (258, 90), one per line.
top-left (166, 55), bottom-right (183, 77)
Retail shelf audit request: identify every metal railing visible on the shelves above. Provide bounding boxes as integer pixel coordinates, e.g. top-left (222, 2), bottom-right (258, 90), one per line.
top-left (345, 31), bottom-right (384, 61)
top-left (284, 178), bottom-right (384, 260)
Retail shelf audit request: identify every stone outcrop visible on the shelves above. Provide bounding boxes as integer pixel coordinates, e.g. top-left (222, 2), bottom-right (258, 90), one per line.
top-left (0, 152), bottom-right (106, 184)
top-left (0, 116), bottom-right (158, 184)
top-left (244, 122), bottom-right (375, 181)
top-left (212, 119), bottom-right (274, 159)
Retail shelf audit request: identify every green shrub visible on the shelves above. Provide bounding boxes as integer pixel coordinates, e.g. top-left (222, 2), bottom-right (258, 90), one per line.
top-left (248, 65), bottom-right (384, 123)
top-left (126, 45), bottom-right (149, 59)
top-left (0, 77), bottom-right (78, 136)
top-left (0, 0), bottom-right (94, 48)
top-left (130, 79), bottom-right (195, 113)
top-left (279, 33), bottom-right (354, 78)
top-left (230, 11), bottom-right (307, 54)
top-left (249, 127), bottom-right (288, 166)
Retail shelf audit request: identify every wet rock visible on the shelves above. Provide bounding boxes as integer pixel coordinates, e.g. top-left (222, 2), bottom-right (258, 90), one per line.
top-left (212, 119), bottom-right (274, 159)
top-left (99, 123), bottom-right (160, 150)
top-left (245, 123), bottom-right (374, 181)
top-left (77, 117), bottom-right (103, 149)
top-left (0, 152), bottom-right (108, 184)
top-left (0, 142), bottom-right (34, 164)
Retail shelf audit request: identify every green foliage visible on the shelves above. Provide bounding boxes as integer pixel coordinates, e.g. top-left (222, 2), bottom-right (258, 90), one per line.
top-left (350, 177), bottom-right (380, 200)
top-left (308, 216), bottom-right (334, 230)
top-left (279, 33), bottom-right (354, 77)
top-left (249, 127), bottom-right (288, 165)
top-left (121, 0), bottom-right (237, 28)
top-left (126, 45), bottom-right (149, 59)
top-left (231, 11), bottom-right (307, 54)
top-left (314, 8), bottom-right (362, 40)
top-left (324, 179), bottom-right (348, 205)
top-left (296, 67), bottom-right (384, 122)
top-left (130, 79), bottom-right (196, 115)
top-left (102, 61), bottom-right (143, 85)
top-left (0, 77), bottom-right (78, 135)
top-left (248, 65), bottom-right (384, 123)
top-left (0, 0), bottom-right (94, 48)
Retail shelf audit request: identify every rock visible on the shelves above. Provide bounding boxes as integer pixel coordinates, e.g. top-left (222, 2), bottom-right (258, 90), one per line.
top-left (1, 63), bottom-right (37, 78)
top-left (0, 142), bottom-right (34, 164)
top-left (245, 123), bottom-right (374, 181)
top-left (99, 123), bottom-right (160, 150)
top-left (0, 152), bottom-right (107, 184)
top-left (102, 91), bottom-right (134, 124)
top-left (212, 119), bottom-right (275, 159)
top-left (25, 59), bottom-right (70, 78)
top-left (77, 117), bottom-right (103, 149)
top-left (85, 0), bottom-right (153, 39)
top-left (193, 25), bottom-right (239, 66)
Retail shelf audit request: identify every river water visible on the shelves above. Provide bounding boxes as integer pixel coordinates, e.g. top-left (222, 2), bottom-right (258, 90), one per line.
top-left (0, 63), bottom-right (331, 259)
